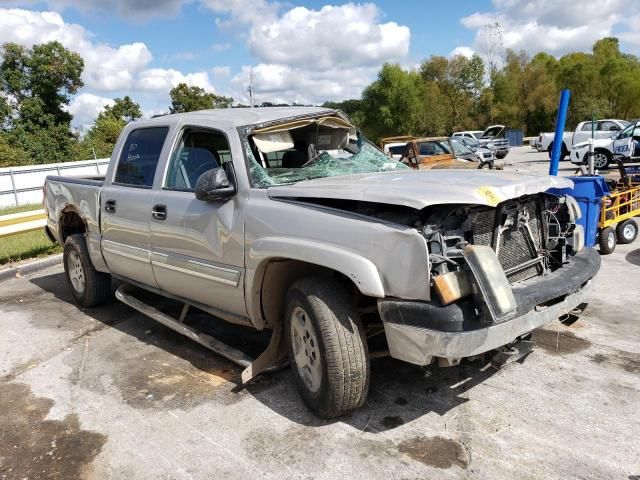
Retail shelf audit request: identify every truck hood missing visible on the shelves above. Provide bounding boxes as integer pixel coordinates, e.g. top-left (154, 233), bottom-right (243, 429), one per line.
top-left (268, 170), bottom-right (573, 210)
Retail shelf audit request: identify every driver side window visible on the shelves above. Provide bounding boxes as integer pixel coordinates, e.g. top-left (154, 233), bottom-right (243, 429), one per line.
top-left (164, 129), bottom-right (230, 191)
top-left (618, 124), bottom-right (635, 139)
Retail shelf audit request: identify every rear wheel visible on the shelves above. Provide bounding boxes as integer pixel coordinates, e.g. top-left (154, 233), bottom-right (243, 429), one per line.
top-left (548, 142), bottom-right (568, 161)
top-left (616, 219), bottom-right (638, 244)
top-left (598, 227), bottom-right (616, 255)
top-left (63, 234), bottom-right (112, 307)
top-left (285, 276), bottom-right (369, 418)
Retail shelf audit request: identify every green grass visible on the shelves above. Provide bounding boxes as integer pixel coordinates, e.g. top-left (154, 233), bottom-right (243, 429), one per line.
top-left (0, 203), bottom-right (42, 216)
top-left (0, 230), bottom-right (62, 265)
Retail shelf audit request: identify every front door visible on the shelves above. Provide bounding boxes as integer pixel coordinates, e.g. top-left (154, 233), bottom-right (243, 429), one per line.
top-left (101, 126), bottom-right (170, 287)
top-left (613, 122), bottom-right (640, 161)
top-left (149, 127), bottom-right (247, 318)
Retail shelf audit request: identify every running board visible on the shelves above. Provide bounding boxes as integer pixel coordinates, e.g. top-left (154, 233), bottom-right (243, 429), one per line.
top-left (115, 283), bottom-right (264, 377)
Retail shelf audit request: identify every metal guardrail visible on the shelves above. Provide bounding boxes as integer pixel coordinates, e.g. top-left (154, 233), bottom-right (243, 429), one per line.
top-left (0, 158), bottom-right (109, 208)
top-left (0, 209), bottom-right (47, 239)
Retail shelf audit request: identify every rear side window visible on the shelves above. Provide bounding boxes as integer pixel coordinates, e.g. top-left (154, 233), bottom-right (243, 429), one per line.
top-left (580, 122), bottom-right (594, 132)
top-left (114, 127), bottom-right (169, 187)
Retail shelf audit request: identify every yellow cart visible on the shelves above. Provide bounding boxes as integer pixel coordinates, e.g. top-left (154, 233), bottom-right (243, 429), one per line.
top-left (598, 180), bottom-right (640, 254)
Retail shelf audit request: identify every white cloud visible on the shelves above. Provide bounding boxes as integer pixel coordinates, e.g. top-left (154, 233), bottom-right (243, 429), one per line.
top-left (65, 93), bottom-right (114, 129)
top-left (212, 66), bottom-right (231, 78)
top-left (460, 0), bottom-right (640, 57)
top-left (203, 0), bottom-right (279, 28)
top-left (248, 4), bottom-right (410, 70)
top-left (0, 9), bottom-right (153, 91)
top-left (3, 0), bottom-right (187, 17)
top-left (230, 63), bottom-right (377, 105)
top-left (211, 42), bottom-right (232, 52)
top-left (217, 2), bottom-right (411, 104)
top-left (136, 68), bottom-right (215, 92)
top-left (450, 46), bottom-right (475, 58)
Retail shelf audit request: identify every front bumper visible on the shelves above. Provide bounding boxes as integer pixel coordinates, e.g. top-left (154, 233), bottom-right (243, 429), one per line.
top-left (570, 148), bottom-right (586, 164)
top-left (379, 248), bottom-right (600, 366)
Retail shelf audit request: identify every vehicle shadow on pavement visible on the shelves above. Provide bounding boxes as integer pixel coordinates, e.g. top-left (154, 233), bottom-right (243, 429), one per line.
top-left (30, 271), bottom-right (507, 432)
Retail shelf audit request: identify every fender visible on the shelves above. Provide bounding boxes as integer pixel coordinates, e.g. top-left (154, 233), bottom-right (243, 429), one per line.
top-left (245, 236), bottom-right (386, 330)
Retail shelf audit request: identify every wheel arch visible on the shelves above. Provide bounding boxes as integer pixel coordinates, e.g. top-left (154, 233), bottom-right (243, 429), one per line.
top-left (246, 237), bottom-right (385, 331)
top-left (59, 206), bottom-right (87, 243)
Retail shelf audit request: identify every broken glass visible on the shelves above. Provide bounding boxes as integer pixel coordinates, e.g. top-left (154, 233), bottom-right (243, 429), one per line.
top-left (244, 135), bottom-right (410, 188)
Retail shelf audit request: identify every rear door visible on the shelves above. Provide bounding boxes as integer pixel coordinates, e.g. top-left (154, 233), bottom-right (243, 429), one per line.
top-left (100, 126), bottom-right (169, 287)
top-left (149, 126), bottom-right (247, 318)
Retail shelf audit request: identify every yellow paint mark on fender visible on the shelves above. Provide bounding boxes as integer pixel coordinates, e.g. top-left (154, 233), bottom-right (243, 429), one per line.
top-left (477, 186), bottom-right (502, 206)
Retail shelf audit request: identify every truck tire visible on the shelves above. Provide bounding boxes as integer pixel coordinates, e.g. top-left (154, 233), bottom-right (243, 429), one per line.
top-left (63, 234), bottom-right (112, 307)
top-left (598, 227), bottom-right (616, 255)
top-left (548, 142), bottom-right (568, 161)
top-left (616, 219), bottom-right (638, 244)
top-left (284, 276), bottom-right (369, 418)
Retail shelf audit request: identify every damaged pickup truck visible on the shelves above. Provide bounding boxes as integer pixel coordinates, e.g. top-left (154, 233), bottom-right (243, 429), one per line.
top-left (44, 107), bottom-right (600, 418)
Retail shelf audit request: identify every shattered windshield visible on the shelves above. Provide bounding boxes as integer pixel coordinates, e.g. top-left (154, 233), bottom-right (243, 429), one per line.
top-left (244, 118), bottom-right (409, 187)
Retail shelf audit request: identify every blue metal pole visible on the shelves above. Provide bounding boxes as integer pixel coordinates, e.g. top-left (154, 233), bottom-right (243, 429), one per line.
top-left (549, 89), bottom-right (571, 176)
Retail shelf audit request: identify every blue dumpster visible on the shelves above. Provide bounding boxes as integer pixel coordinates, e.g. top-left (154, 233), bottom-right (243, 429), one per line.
top-left (548, 175), bottom-right (609, 247)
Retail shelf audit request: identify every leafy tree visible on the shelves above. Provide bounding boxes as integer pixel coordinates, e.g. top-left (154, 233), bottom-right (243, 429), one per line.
top-left (359, 63), bottom-right (426, 142)
top-left (76, 96), bottom-right (143, 159)
top-left (421, 54), bottom-right (485, 131)
top-left (169, 83), bottom-right (233, 113)
top-left (101, 95), bottom-right (142, 123)
top-left (0, 41), bottom-right (83, 164)
top-left (0, 132), bottom-right (29, 167)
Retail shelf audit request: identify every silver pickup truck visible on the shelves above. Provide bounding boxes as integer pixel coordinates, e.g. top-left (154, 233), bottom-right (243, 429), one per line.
top-left (44, 107), bottom-right (600, 418)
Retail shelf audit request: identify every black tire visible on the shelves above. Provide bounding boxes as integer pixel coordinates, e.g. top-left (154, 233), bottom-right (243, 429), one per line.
top-left (547, 143), bottom-right (568, 161)
top-left (616, 219), bottom-right (638, 244)
top-left (592, 150), bottom-right (611, 170)
top-left (598, 227), bottom-right (617, 255)
top-left (284, 276), bottom-right (369, 418)
top-left (63, 234), bottom-right (112, 307)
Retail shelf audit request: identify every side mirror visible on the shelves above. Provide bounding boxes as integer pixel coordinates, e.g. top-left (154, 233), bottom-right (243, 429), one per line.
top-left (195, 166), bottom-right (236, 201)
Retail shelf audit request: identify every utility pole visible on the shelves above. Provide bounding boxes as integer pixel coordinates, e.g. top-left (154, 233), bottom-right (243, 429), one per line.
top-left (247, 69), bottom-right (255, 109)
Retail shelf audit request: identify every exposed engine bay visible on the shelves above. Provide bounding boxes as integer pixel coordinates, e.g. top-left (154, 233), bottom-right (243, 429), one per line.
top-left (422, 193), bottom-right (580, 285)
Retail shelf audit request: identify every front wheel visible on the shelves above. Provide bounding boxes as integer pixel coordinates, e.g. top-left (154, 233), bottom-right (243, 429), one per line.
top-left (592, 150), bottom-right (611, 170)
top-left (63, 234), bottom-right (112, 307)
top-left (616, 219), bottom-right (638, 244)
top-left (598, 227), bottom-right (616, 255)
top-left (285, 276), bottom-right (369, 418)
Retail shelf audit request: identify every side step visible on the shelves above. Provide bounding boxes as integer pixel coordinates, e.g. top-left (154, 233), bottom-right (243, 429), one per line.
top-left (115, 283), bottom-right (273, 379)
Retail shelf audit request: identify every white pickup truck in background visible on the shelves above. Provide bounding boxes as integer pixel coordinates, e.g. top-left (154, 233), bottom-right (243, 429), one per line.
top-left (537, 119), bottom-right (630, 160)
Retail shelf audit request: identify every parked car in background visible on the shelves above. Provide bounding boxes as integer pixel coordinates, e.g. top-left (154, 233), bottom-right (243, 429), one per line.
top-left (571, 120), bottom-right (640, 169)
top-left (452, 136), bottom-right (497, 162)
top-left (539, 119), bottom-right (629, 161)
top-left (453, 126), bottom-right (510, 159)
top-left (380, 136), bottom-right (415, 160)
top-left (401, 137), bottom-right (493, 169)
top-left (452, 130), bottom-right (485, 141)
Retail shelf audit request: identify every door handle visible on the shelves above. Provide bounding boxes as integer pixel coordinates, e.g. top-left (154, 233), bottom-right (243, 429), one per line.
top-left (152, 204), bottom-right (167, 220)
top-left (105, 199), bottom-right (117, 213)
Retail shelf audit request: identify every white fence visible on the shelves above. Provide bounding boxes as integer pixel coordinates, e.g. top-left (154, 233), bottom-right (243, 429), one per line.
top-left (0, 158), bottom-right (110, 208)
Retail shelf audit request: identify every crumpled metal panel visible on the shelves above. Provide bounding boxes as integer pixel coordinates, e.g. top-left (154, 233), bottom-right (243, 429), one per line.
top-left (268, 170), bottom-right (573, 210)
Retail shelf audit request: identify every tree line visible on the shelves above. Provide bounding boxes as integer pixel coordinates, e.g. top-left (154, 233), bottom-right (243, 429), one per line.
top-left (328, 37), bottom-right (640, 143)
top-left (2, 36), bottom-right (639, 167)
top-left (0, 41), bottom-right (232, 167)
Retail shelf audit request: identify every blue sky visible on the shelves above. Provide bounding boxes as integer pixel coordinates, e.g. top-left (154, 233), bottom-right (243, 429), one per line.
top-left (1, 0), bottom-right (639, 129)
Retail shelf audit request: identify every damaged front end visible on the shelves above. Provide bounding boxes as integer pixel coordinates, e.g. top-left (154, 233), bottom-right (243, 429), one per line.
top-left (378, 193), bottom-right (600, 366)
